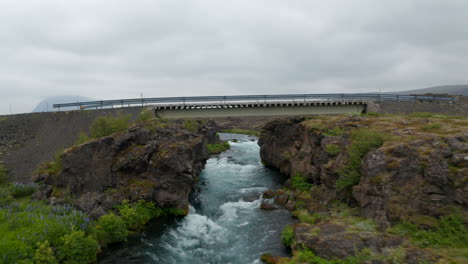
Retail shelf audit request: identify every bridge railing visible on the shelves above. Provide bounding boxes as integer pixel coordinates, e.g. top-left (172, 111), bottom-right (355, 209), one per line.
top-left (53, 93), bottom-right (457, 110)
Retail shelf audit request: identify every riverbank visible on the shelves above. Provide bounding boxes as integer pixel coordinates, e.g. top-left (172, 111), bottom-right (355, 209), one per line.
top-left (258, 114), bottom-right (467, 263)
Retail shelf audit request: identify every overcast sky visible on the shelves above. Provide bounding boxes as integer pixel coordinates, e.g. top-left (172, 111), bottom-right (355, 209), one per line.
top-left (1, 0), bottom-right (467, 114)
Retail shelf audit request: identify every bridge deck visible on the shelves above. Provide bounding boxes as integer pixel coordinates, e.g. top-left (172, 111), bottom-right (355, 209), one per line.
top-left (52, 93), bottom-right (456, 110)
top-left (152, 99), bottom-right (366, 110)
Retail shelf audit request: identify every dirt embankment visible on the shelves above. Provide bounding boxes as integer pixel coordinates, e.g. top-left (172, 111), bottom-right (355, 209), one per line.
top-left (0, 107), bottom-right (143, 183)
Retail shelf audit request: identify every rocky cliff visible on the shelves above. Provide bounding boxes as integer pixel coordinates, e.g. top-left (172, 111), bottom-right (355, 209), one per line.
top-left (33, 120), bottom-right (219, 219)
top-left (258, 114), bottom-right (467, 263)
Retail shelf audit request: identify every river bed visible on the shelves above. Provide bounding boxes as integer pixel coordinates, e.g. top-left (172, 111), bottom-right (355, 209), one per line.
top-left (100, 134), bottom-right (292, 264)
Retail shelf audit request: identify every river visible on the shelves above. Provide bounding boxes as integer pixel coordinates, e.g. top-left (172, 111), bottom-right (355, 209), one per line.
top-left (100, 134), bottom-right (292, 264)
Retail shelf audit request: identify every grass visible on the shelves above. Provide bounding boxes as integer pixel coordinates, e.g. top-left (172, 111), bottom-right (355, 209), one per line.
top-left (296, 210), bottom-right (324, 225)
top-left (0, 192), bottom-right (189, 263)
top-left (284, 248), bottom-right (380, 264)
top-left (290, 173), bottom-right (312, 191)
top-left (420, 123), bottom-right (442, 131)
top-left (90, 114), bottom-right (131, 138)
top-left (336, 129), bottom-right (386, 190)
top-left (324, 144), bottom-right (341, 156)
top-left (10, 183), bottom-right (37, 198)
top-left (282, 225), bottom-right (294, 247)
top-left (323, 127), bottom-right (345, 136)
top-left (135, 109), bottom-right (153, 122)
top-left (36, 150), bottom-right (63, 175)
top-left (221, 129), bottom-right (261, 136)
top-left (0, 200), bottom-right (94, 264)
top-left (409, 112), bottom-right (465, 119)
top-left (389, 214), bottom-right (468, 248)
top-left (183, 119), bottom-right (200, 133)
top-left (0, 163), bottom-right (8, 184)
top-left (207, 142), bottom-right (230, 154)
top-left (75, 131), bottom-right (90, 145)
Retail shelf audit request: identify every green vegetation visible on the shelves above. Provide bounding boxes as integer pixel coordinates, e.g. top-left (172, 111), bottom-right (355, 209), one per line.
top-left (96, 212), bottom-right (128, 244)
top-left (336, 129), bottom-right (385, 190)
top-left (323, 127), bottom-right (345, 136)
top-left (75, 131), bottom-right (90, 145)
top-left (290, 173), bottom-right (312, 191)
top-left (409, 112), bottom-right (465, 119)
top-left (10, 183), bottom-right (37, 198)
top-left (297, 210), bottom-right (324, 225)
top-left (0, 200), bottom-right (94, 264)
top-left (282, 225), bottom-right (294, 247)
top-left (0, 189), bottom-right (188, 264)
top-left (389, 214), bottom-right (468, 248)
top-left (207, 142), bottom-right (230, 154)
top-left (324, 144), bottom-right (341, 156)
top-left (36, 149), bottom-right (64, 175)
top-left (136, 109), bottom-right (153, 122)
top-left (420, 123), bottom-right (442, 131)
top-left (90, 114), bottom-right (131, 138)
top-left (59, 231), bottom-right (100, 264)
top-left (183, 119), bottom-right (200, 133)
top-left (362, 111), bottom-right (382, 117)
top-left (0, 186), bottom-right (13, 207)
top-left (221, 129), bottom-right (261, 137)
top-left (284, 247), bottom-right (404, 264)
top-left (0, 163), bottom-right (8, 184)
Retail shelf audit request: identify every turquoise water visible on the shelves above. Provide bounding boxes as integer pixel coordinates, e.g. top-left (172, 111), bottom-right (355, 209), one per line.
top-left (100, 134), bottom-right (291, 264)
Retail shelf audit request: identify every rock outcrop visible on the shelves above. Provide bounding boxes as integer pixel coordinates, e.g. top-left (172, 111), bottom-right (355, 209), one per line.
top-left (258, 115), bottom-right (467, 263)
top-left (33, 120), bottom-right (219, 219)
top-left (259, 116), bottom-right (467, 227)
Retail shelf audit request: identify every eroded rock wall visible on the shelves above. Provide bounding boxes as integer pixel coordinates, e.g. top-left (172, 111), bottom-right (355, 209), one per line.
top-left (258, 116), bottom-right (467, 228)
top-left (33, 121), bottom-right (219, 219)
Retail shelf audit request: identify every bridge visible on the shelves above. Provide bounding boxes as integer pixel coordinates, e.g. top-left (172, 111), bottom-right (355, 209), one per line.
top-left (53, 93), bottom-right (457, 118)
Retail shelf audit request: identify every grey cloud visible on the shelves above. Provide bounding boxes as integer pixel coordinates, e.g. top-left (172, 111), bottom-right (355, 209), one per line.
top-left (0, 0), bottom-right (467, 114)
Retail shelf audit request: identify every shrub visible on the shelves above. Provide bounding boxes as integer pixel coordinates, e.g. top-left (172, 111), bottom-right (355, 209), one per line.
top-left (336, 129), bottom-right (385, 189)
top-left (0, 163), bottom-right (8, 184)
top-left (10, 183), bottom-right (37, 198)
top-left (75, 132), bottom-right (90, 145)
top-left (0, 201), bottom-right (92, 263)
top-left (0, 186), bottom-right (13, 207)
top-left (90, 115), bottom-right (130, 138)
top-left (118, 200), bottom-right (154, 230)
top-left (297, 211), bottom-right (324, 225)
top-left (136, 109), bottom-right (153, 122)
top-left (183, 119), bottom-right (200, 133)
top-left (324, 127), bottom-right (345, 136)
top-left (37, 150), bottom-right (63, 175)
top-left (389, 214), bottom-right (468, 247)
top-left (34, 241), bottom-right (58, 264)
top-left (282, 225), bottom-right (294, 247)
top-left (421, 123), bottom-right (442, 131)
top-left (96, 213), bottom-right (128, 244)
top-left (290, 173), bottom-right (312, 191)
top-left (58, 231), bottom-right (100, 264)
top-left (207, 142), bottom-right (230, 154)
top-left (324, 144), bottom-right (341, 156)
top-left (295, 200), bottom-right (306, 209)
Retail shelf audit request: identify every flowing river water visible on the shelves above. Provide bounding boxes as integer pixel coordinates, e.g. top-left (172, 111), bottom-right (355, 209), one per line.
top-left (100, 134), bottom-right (292, 264)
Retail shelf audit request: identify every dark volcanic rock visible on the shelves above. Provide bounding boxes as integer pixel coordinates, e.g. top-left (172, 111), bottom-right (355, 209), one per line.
top-left (293, 222), bottom-right (404, 260)
top-left (33, 121), bottom-right (219, 218)
top-left (258, 117), bottom-right (468, 228)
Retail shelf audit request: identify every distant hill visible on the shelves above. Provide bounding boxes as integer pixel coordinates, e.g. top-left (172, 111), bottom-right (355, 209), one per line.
top-left (390, 85), bottom-right (468, 96)
top-left (32, 96), bottom-right (94, 112)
